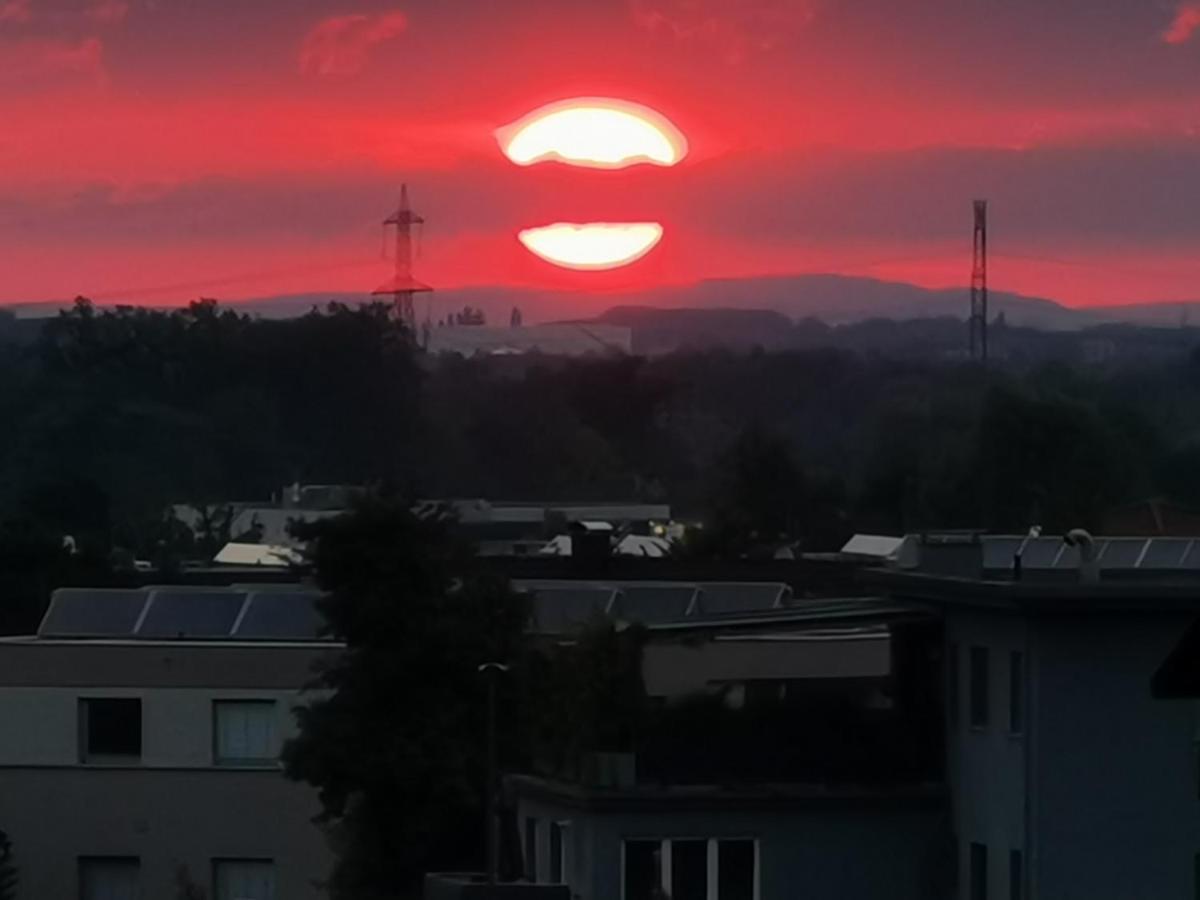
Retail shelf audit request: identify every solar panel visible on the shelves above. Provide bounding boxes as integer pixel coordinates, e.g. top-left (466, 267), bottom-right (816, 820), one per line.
top-left (610, 585), bottom-right (697, 624)
top-left (1182, 541), bottom-right (1200, 570)
top-left (234, 592), bottom-right (327, 640)
top-left (1053, 540), bottom-right (1112, 569)
top-left (1099, 538), bottom-right (1148, 569)
top-left (983, 537), bottom-right (1023, 569)
top-left (39, 589), bottom-right (149, 637)
top-left (1140, 539), bottom-right (1192, 569)
top-left (697, 582), bottom-right (789, 615)
top-left (137, 590), bottom-right (247, 638)
top-left (1021, 538), bottom-right (1065, 569)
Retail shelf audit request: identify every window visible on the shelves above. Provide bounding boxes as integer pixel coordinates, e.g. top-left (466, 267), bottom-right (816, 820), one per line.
top-left (1009, 849), bottom-right (1022, 900)
top-left (969, 647), bottom-right (990, 729)
top-left (524, 817), bottom-right (538, 882)
top-left (970, 842), bottom-right (988, 900)
top-left (948, 642), bottom-right (960, 727)
top-left (623, 840), bottom-right (660, 900)
top-left (718, 840), bottom-right (756, 900)
top-left (549, 821), bottom-right (568, 883)
top-left (213, 701), bottom-right (277, 765)
top-left (671, 839), bottom-right (707, 900)
top-left (80, 699), bottom-right (141, 761)
top-left (79, 857), bottom-right (140, 900)
top-left (622, 839), bottom-right (757, 900)
top-left (214, 859), bottom-right (275, 900)
top-left (1009, 652), bottom-right (1024, 735)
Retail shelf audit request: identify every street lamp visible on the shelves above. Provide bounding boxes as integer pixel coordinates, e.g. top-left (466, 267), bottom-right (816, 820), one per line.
top-left (478, 662), bottom-right (510, 885)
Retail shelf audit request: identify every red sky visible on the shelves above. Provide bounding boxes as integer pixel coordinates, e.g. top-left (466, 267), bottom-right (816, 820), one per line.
top-left (3, 0), bottom-right (1200, 308)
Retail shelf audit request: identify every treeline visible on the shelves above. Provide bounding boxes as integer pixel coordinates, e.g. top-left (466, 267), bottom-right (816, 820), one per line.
top-left (1, 298), bottom-right (1200, 578)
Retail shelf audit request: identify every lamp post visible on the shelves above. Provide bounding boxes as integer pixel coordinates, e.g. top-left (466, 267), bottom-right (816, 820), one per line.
top-left (478, 662), bottom-right (509, 885)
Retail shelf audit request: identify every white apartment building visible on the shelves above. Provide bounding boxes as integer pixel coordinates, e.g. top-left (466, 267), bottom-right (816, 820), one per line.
top-left (0, 586), bottom-right (337, 900)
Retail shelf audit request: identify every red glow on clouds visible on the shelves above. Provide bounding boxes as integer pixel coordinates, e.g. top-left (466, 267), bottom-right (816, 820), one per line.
top-left (1164, 3), bottom-right (1200, 44)
top-left (2, 1), bottom-right (1200, 309)
top-left (298, 11), bottom-right (409, 76)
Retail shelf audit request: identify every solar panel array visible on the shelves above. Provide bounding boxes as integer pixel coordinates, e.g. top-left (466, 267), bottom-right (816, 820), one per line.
top-left (38, 587), bottom-right (330, 641)
top-left (983, 536), bottom-right (1200, 572)
top-left (514, 580), bottom-right (791, 633)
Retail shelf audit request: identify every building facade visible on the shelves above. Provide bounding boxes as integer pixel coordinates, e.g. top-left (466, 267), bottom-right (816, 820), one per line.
top-left (888, 535), bottom-right (1200, 900)
top-left (0, 588), bottom-right (336, 900)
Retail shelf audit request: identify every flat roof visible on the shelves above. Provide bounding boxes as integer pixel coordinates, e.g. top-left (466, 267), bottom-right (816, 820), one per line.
top-left (507, 774), bottom-right (947, 813)
top-left (874, 568), bottom-right (1200, 613)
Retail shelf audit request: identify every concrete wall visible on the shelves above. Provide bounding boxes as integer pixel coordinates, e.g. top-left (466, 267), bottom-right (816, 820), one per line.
top-left (947, 607), bottom-right (1200, 900)
top-left (516, 794), bottom-right (947, 900)
top-left (0, 643), bottom-right (333, 899)
top-left (0, 686), bottom-right (302, 766)
top-left (945, 610), bottom-right (1030, 900)
top-left (1032, 613), bottom-right (1198, 900)
top-left (0, 767), bottom-right (327, 899)
top-left (642, 633), bottom-right (890, 699)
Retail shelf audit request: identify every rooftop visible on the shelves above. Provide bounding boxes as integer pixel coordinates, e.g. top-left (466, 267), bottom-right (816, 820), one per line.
top-left (35, 586), bottom-right (330, 643)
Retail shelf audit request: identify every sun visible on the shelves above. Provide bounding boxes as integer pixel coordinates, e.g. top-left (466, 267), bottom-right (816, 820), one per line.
top-left (518, 223), bottom-right (664, 271)
top-left (497, 98), bottom-right (688, 169)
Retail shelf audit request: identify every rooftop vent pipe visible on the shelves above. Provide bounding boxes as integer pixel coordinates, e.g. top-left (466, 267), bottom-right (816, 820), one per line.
top-left (1064, 528), bottom-right (1100, 584)
top-left (1013, 525), bottom-right (1041, 581)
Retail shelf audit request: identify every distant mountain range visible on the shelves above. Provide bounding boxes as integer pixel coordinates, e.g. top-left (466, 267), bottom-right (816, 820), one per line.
top-left (6, 273), bottom-right (1200, 331)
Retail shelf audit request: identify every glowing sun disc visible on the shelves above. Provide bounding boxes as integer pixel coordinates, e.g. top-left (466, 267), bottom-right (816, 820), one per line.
top-left (498, 98), bottom-right (688, 169)
top-left (518, 222), bottom-right (664, 270)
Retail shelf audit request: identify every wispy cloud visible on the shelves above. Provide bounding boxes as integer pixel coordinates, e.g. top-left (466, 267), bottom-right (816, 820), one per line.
top-left (0, 0), bottom-right (31, 24)
top-left (0, 35), bottom-right (106, 86)
top-left (1164, 2), bottom-right (1200, 44)
top-left (298, 10), bottom-right (408, 76)
top-left (85, 0), bottom-right (128, 24)
top-left (630, 0), bottom-right (819, 63)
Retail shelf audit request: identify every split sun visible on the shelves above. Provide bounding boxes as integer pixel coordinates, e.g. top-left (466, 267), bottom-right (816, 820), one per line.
top-left (497, 98), bottom-right (687, 271)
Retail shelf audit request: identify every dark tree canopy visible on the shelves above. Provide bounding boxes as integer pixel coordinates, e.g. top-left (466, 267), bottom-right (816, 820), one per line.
top-left (282, 496), bottom-right (531, 900)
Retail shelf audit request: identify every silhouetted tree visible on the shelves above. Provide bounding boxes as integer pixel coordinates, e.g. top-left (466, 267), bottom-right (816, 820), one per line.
top-left (0, 829), bottom-right (17, 900)
top-left (282, 495), bottom-right (531, 900)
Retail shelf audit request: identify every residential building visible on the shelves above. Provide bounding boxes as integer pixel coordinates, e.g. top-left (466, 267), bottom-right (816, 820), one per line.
top-left (0, 586), bottom-right (336, 900)
top-left (509, 582), bottom-right (948, 900)
top-left (883, 532), bottom-right (1200, 900)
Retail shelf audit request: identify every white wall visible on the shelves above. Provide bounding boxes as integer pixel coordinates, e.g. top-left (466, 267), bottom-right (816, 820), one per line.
top-left (0, 686), bottom-right (304, 767)
top-left (945, 610), bottom-right (1029, 900)
top-left (1032, 614), bottom-right (1198, 900)
top-left (948, 607), bottom-right (1200, 900)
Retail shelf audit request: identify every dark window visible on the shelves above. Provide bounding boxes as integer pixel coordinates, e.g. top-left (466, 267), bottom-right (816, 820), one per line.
top-left (970, 843), bottom-right (988, 900)
top-left (970, 647), bottom-right (990, 729)
top-left (1194, 852), bottom-right (1200, 900)
top-left (524, 818), bottom-right (537, 882)
top-left (623, 841), bottom-right (659, 900)
top-left (1009, 849), bottom-right (1022, 900)
top-left (718, 840), bottom-right (755, 900)
top-left (948, 642), bottom-right (960, 727)
top-left (80, 698), bottom-right (141, 759)
top-left (671, 840), bottom-right (707, 900)
top-left (549, 822), bottom-right (563, 883)
top-left (1009, 652), bottom-right (1024, 735)
top-left (79, 856), bottom-right (140, 900)
top-left (213, 859), bottom-right (275, 900)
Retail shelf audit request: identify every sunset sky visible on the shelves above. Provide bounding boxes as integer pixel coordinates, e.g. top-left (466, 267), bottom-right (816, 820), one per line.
top-left (3, 0), bottom-right (1200, 307)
